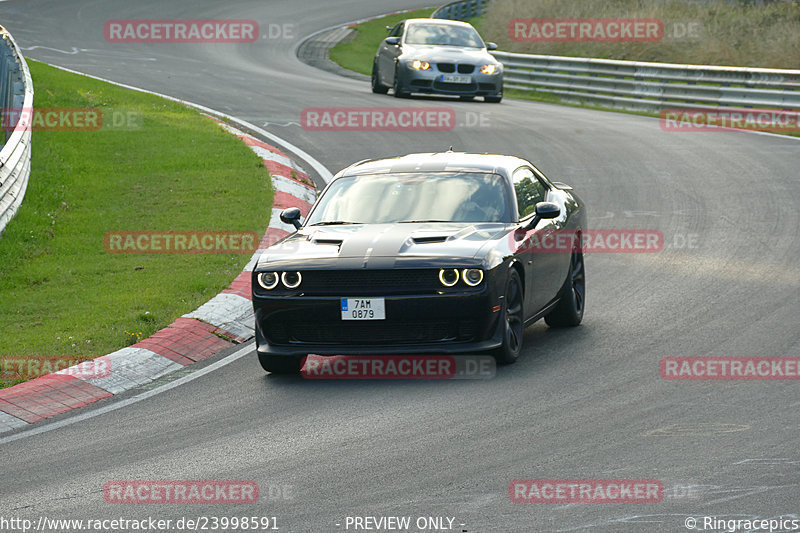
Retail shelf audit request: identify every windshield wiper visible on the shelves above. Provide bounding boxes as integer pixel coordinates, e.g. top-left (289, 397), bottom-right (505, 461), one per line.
top-left (309, 221), bottom-right (363, 226)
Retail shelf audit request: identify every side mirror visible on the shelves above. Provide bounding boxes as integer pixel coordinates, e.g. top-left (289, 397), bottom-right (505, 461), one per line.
top-left (385, 36), bottom-right (400, 46)
top-left (485, 42), bottom-right (498, 51)
top-left (280, 207), bottom-right (303, 229)
top-left (525, 202), bottom-right (560, 229)
top-left (385, 25), bottom-right (393, 32)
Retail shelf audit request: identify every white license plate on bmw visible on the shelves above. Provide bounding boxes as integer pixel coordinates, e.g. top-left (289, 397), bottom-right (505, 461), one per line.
top-left (341, 298), bottom-right (385, 320)
top-left (441, 74), bottom-right (472, 84)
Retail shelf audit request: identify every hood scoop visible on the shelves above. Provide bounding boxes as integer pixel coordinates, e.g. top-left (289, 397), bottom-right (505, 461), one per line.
top-left (313, 238), bottom-right (343, 246)
top-left (411, 235), bottom-right (450, 244)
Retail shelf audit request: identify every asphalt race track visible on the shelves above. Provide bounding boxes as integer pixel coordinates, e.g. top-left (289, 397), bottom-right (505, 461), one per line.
top-left (2, 1), bottom-right (799, 531)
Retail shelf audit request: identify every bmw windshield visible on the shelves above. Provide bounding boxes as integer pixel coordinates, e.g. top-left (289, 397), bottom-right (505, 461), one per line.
top-left (404, 23), bottom-right (485, 48)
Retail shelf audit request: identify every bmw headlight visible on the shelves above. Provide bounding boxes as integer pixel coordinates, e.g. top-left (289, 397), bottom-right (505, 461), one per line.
top-left (480, 64), bottom-right (498, 75)
top-left (411, 60), bottom-right (431, 71)
top-left (462, 268), bottom-right (484, 286)
top-left (258, 272), bottom-right (280, 290)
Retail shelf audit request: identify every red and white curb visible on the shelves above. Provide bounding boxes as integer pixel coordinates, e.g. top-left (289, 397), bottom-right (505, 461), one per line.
top-left (0, 120), bottom-right (317, 433)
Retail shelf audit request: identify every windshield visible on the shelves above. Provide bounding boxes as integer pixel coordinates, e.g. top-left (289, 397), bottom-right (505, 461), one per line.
top-left (404, 23), bottom-right (484, 48)
top-left (305, 172), bottom-right (511, 225)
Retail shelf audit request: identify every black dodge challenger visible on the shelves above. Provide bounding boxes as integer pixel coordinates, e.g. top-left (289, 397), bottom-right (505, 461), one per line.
top-left (252, 152), bottom-right (586, 374)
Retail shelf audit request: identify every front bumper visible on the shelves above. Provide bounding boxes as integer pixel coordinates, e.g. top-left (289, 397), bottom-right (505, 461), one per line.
top-left (401, 65), bottom-right (503, 97)
top-left (254, 291), bottom-right (504, 358)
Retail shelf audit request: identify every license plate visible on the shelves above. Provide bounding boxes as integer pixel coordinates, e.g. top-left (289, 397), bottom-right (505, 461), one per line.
top-left (341, 298), bottom-right (385, 320)
top-left (441, 74), bottom-right (472, 84)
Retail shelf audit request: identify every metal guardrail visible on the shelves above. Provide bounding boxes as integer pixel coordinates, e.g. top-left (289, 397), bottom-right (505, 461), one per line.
top-left (492, 51), bottom-right (800, 112)
top-left (0, 25), bottom-right (33, 236)
top-left (431, 0), bottom-right (491, 21)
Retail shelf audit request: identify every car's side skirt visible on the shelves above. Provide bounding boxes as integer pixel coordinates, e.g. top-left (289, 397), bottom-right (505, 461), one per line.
top-left (523, 298), bottom-right (561, 328)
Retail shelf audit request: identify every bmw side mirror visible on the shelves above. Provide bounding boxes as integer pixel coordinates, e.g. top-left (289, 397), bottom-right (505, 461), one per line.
top-left (486, 42), bottom-right (498, 51)
top-left (525, 202), bottom-right (560, 229)
top-left (280, 207), bottom-right (303, 229)
top-left (385, 36), bottom-right (400, 46)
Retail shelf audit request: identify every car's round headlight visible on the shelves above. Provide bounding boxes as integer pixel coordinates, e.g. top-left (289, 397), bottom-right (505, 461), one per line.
top-left (462, 268), bottom-right (484, 287)
top-left (411, 60), bottom-right (431, 71)
top-left (439, 269), bottom-right (460, 287)
top-left (480, 64), bottom-right (498, 75)
top-left (258, 272), bottom-right (279, 290)
top-left (281, 271), bottom-right (302, 289)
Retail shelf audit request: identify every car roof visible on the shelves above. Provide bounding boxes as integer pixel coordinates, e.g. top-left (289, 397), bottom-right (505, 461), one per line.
top-left (403, 18), bottom-right (476, 29)
top-left (337, 152), bottom-right (533, 178)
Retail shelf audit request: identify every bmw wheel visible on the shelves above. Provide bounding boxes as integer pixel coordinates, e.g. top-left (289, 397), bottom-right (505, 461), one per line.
top-left (371, 61), bottom-right (389, 94)
top-left (393, 66), bottom-right (410, 98)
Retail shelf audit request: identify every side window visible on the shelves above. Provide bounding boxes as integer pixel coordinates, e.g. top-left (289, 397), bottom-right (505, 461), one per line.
top-left (389, 23), bottom-right (404, 38)
top-left (512, 167), bottom-right (547, 219)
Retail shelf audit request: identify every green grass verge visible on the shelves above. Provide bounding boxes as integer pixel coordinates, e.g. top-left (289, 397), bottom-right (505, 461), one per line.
top-left (482, 0), bottom-right (800, 69)
top-left (329, 8), bottom-right (436, 77)
top-left (0, 60), bottom-right (273, 388)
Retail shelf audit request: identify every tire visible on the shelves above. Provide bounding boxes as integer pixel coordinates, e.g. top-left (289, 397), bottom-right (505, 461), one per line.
top-left (484, 95), bottom-right (502, 103)
top-left (545, 248), bottom-right (585, 327)
top-left (492, 269), bottom-right (524, 365)
top-left (258, 352), bottom-right (304, 374)
top-left (393, 67), bottom-right (410, 98)
top-left (371, 62), bottom-right (389, 94)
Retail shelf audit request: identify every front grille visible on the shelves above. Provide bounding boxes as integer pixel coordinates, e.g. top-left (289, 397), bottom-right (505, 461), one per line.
top-left (266, 320), bottom-right (477, 345)
top-left (410, 79), bottom-right (433, 88)
top-left (299, 269), bottom-right (447, 296)
top-left (437, 63), bottom-right (475, 74)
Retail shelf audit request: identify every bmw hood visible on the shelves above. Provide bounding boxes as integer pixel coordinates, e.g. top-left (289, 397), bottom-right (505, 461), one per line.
top-left (255, 223), bottom-right (510, 270)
